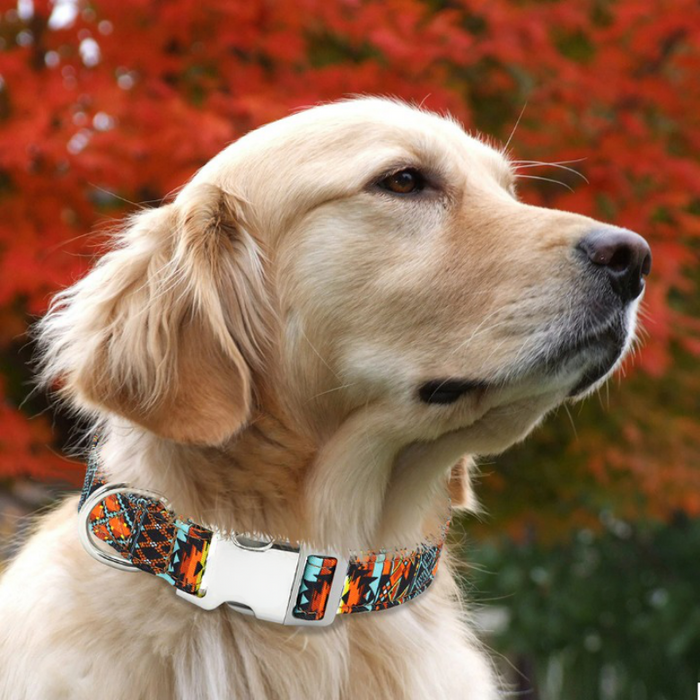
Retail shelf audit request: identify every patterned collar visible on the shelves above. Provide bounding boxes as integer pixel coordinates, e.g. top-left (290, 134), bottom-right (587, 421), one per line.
top-left (78, 435), bottom-right (450, 626)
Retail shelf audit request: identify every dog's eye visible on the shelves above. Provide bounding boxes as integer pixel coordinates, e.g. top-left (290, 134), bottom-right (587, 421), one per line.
top-left (378, 168), bottom-right (425, 195)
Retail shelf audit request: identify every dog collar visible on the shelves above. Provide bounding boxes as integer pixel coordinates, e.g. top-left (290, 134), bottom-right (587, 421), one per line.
top-left (77, 436), bottom-right (449, 626)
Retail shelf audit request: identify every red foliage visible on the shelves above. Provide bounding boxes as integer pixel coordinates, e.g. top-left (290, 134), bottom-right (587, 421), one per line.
top-left (0, 0), bottom-right (698, 521)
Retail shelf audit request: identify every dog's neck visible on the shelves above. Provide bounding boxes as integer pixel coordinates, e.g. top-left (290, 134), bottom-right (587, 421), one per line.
top-left (99, 399), bottom-right (452, 552)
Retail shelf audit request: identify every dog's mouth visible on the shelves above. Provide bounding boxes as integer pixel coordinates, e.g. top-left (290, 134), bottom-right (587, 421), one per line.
top-left (417, 315), bottom-right (629, 406)
top-left (417, 378), bottom-right (488, 405)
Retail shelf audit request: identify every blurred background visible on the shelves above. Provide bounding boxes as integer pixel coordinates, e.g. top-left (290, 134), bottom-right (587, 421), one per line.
top-left (0, 0), bottom-right (698, 697)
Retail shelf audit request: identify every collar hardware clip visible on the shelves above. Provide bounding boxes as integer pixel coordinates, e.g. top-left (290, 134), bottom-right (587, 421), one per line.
top-left (78, 482), bottom-right (347, 626)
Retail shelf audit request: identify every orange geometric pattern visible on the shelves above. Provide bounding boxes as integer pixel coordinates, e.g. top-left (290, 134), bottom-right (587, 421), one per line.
top-left (82, 433), bottom-right (447, 618)
top-left (80, 436), bottom-right (211, 595)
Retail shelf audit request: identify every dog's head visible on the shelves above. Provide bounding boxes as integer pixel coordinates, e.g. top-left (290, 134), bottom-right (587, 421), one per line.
top-left (39, 98), bottom-right (650, 534)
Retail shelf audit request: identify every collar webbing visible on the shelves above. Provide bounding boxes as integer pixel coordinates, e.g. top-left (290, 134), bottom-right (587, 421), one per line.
top-left (78, 435), bottom-right (449, 626)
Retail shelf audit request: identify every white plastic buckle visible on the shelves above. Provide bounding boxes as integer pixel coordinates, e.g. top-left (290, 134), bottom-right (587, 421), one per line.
top-left (176, 533), bottom-right (348, 626)
top-left (78, 483), bottom-right (347, 626)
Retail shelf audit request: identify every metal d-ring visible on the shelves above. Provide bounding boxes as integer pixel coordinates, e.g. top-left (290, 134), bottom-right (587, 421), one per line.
top-left (230, 532), bottom-right (275, 552)
top-left (77, 482), bottom-right (173, 572)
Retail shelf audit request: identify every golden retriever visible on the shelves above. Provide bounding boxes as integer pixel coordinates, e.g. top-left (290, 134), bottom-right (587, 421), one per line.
top-left (0, 98), bottom-right (650, 700)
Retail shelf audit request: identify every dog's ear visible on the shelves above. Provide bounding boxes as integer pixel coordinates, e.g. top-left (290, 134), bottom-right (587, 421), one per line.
top-left (448, 456), bottom-right (479, 512)
top-left (38, 183), bottom-right (274, 445)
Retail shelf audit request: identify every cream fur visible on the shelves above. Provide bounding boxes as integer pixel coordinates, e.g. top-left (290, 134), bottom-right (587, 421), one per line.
top-left (0, 98), bottom-right (641, 699)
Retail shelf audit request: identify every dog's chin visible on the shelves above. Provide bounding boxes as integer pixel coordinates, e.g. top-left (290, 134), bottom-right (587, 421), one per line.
top-left (414, 312), bottom-right (636, 456)
top-left (566, 349), bottom-right (624, 398)
top-left (422, 390), bottom-right (562, 460)
top-left (564, 325), bottom-right (630, 400)
top-left (455, 341), bottom-right (627, 454)
top-left (471, 319), bottom-right (631, 421)
top-left (495, 308), bottom-right (631, 402)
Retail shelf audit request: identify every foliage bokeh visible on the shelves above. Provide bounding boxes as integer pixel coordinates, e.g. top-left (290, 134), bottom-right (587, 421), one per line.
top-left (465, 515), bottom-right (700, 699)
top-left (1, 0), bottom-right (699, 696)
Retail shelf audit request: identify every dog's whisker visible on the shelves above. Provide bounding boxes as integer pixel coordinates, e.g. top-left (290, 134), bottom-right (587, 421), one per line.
top-left (445, 306), bottom-right (517, 359)
top-left (303, 382), bottom-right (357, 405)
top-left (563, 403), bottom-right (579, 439)
top-left (512, 161), bottom-right (589, 183)
top-left (298, 325), bottom-right (343, 381)
top-left (512, 157), bottom-right (587, 166)
top-left (502, 101), bottom-right (528, 155)
top-left (515, 174), bottom-right (575, 192)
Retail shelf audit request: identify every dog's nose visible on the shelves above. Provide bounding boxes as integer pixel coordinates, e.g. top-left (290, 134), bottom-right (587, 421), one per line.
top-left (577, 227), bottom-right (652, 302)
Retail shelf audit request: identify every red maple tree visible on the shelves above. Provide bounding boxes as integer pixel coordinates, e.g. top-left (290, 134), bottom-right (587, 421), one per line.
top-left (1, 0), bottom-right (698, 528)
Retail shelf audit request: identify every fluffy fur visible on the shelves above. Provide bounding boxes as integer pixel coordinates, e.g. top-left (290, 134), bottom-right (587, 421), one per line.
top-left (0, 98), bottom-right (643, 699)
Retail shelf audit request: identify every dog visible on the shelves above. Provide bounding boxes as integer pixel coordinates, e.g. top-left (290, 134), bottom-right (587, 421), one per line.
top-left (0, 98), bottom-right (650, 699)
